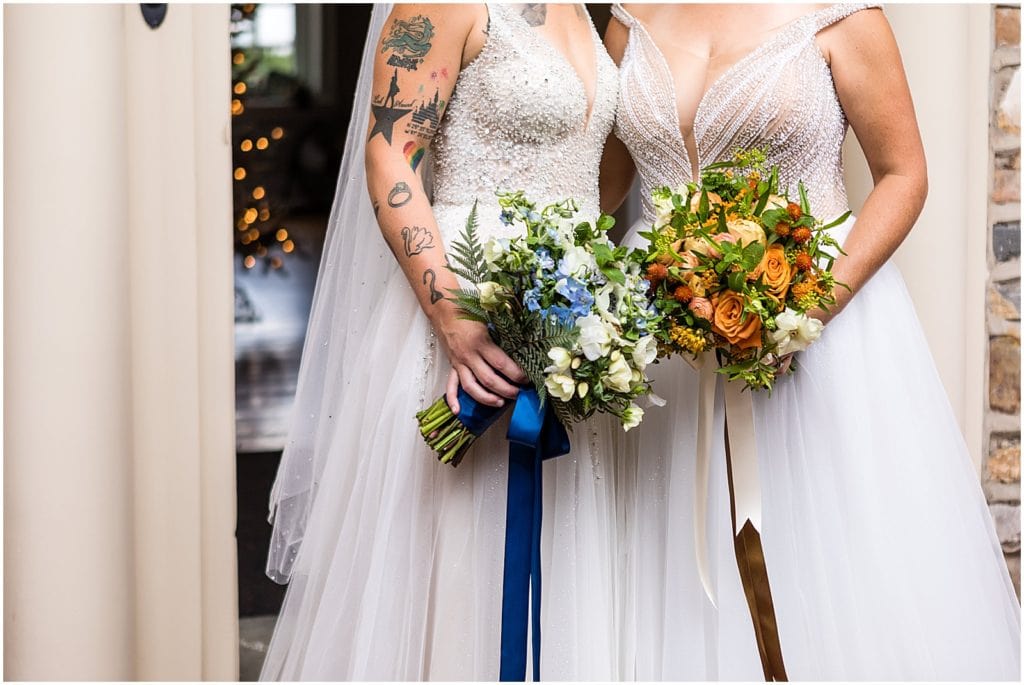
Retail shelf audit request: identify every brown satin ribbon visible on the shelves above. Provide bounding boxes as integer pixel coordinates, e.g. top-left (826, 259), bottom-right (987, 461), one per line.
top-left (725, 414), bottom-right (789, 682)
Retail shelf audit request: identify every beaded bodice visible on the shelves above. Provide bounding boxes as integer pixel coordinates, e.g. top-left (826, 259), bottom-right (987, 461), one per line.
top-left (431, 3), bottom-right (618, 241)
top-left (611, 3), bottom-right (881, 224)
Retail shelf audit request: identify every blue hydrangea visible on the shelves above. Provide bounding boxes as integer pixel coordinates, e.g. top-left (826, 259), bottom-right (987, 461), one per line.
top-left (523, 287), bottom-right (542, 313)
top-left (543, 305), bottom-right (575, 327)
top-left (556, 277), bottom-right (595, 318)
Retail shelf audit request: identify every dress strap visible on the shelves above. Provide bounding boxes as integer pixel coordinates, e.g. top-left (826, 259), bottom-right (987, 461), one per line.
top-left (812, 3), bottom-right (883, 33)
top-left (610, 3), bottom-right (639, 29)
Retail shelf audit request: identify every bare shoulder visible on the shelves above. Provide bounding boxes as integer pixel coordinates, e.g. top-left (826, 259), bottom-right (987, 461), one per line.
top-left (816, 5), bottom-right (890, 65)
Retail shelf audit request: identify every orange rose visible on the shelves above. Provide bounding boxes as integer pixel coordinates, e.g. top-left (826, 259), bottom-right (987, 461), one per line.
top-left (689, 296), bottom-right (714, 320)
top-left (711, 290), bottom-right (763, 350)
top-left (689, 191), bottom-right (723, 213)
top-left (751, 244), bottom-right (791, 301)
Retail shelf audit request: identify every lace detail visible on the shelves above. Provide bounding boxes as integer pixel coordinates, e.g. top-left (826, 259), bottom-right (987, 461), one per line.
top-left (612, 3), bottom-right (881, 223)
top-left (431, 4), bottom-right (618, 243)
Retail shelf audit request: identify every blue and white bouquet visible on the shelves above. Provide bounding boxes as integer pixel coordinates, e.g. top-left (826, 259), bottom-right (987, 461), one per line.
top-left (416, 191), bottom-right (662, 466)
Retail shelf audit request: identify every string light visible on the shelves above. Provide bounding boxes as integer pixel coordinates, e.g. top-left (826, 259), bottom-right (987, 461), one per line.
top-left (243, 208), bottom-right (258, 224)
top-left (252, 186), bottom-right (265, 200)
top-left (244, 255), bottom-right (256, 269)
top-left (256, 137), bottom-right (269, 150)
top-left (282, 240), bottom-right (295, 253)
top-left (240, 139), bottom-right (253, 152)
top-left (233, 52), bottom-right (245, 66)
top-left (275, 228), bottom-right (288, 241)
top-left (231, 99), bottom-right (244, 116)
top-left (271, 127), bottom-right (284, 140)
top-left (233, 82), bottom-right (247, 95)
top-left (234, 167), bottom-right (247, 181)
top-left (258, 208), bottom-right (270, 221)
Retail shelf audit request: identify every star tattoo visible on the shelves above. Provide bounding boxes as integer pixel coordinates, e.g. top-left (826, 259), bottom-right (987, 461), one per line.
top-left (369, 102), bottom-right (413, 145)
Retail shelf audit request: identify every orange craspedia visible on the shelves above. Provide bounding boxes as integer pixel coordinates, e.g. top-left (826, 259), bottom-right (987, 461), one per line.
top-left (792, 226), bottom-right (812, 244)
top-left (646, 262), bottom-right (668, 285)
top-left (673, 285), bottom-right (694, 304)
top-left (787, 202), bottom-right (803, 221)
top-left (794, 252), bottom-right (813, 271)
top-left (774, 222), bottom-right (791, 238)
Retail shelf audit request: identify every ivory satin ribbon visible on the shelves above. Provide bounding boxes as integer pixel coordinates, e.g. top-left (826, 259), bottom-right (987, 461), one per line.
top-left (693, 359), bottom-right (788, 681)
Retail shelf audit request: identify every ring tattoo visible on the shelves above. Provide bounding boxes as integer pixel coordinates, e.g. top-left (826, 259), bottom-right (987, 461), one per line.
top-left (388, 181), bottom-right (413, 208)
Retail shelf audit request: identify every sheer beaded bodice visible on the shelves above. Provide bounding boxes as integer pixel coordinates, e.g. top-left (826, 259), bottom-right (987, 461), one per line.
top-left (612, 3), bottom-right (881, 224)
top-left (431, 3), bottom-right (618, 242)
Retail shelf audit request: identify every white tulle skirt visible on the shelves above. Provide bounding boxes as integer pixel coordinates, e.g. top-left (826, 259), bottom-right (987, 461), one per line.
top-left (615, 216), bottom-right (1022, 680)
top-left (259, 212), bottom-right (625, 681)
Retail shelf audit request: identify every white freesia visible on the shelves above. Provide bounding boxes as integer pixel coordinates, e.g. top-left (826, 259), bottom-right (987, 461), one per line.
top-left (544, 346), bottom-right (572, 374)
top-left (544, 372), bottom-right (576, 402)
top-left (771, 308), bottom-right (824, 356)
top-left (621, 403), bottom-right (644, 431)
top-left (631, 335), bottom-right (658, 371)
top-left (559, 245), bottom-right (595, 278)
top-left (577, 314), bottom-right (613, 361)
top-left (482, 238), bottom-right (506, 266)
top-left (604, 350), bottom-right (633, 393)
top-left (477, 281), bottom-right (505, 310)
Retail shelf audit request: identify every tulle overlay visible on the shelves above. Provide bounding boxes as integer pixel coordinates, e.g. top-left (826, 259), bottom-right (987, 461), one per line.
top-left (261, 203), bottom-right (630, 681)
top-left (261, 1), bottom-right (628, 675)
top-left (615, 217), bottom-right (1021, 680)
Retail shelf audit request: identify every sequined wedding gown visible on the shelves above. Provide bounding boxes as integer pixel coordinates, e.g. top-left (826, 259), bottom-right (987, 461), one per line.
top-left (258, 5), bottom-right (624, 681)
top-left (610, 3), bottom-right (1021, 680)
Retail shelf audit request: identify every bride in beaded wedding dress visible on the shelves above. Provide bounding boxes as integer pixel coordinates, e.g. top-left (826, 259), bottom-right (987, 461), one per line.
top-left (601, 3), bottom-right (1021, 680)
top-left (258, 3), bottom-right (627, 680)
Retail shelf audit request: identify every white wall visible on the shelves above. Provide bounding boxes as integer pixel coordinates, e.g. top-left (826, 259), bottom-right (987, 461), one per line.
top-left (843, 3), bottom-right (990, 469)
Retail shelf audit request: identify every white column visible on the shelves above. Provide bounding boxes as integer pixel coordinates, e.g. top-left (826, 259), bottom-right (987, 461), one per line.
top-left (4, 4), bottom-right (238, 679)
top-left (843, 3), bottom-right (990, 470)
top-left (3, 5), bottom-right (136, 679)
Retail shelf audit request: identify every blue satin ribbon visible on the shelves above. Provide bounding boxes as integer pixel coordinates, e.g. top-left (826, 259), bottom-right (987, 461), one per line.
top-left (456, 386), bottom-right (571, 682)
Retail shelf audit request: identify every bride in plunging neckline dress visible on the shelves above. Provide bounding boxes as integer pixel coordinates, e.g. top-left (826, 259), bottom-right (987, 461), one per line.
top-left (602, 3), bottom-right (1021, 680)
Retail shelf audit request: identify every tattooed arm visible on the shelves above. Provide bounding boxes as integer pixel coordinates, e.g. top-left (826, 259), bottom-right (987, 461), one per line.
top-left (366, 4), bottom-right (526, 409)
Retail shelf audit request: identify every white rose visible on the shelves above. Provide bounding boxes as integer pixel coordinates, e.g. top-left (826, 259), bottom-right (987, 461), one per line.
top-left (544, 346), bottom-right (572, 374)
top-left (621, 403), bottom-right (644, 431)
top-left (577, 314), bottom-right (613, 361)
top-left (796, 315), bottom-right (824, 345)
top-left (631, 335), bottom-right (658, 371)
top-left (603, 351), bottom-right (633, 393)
top-left (544, 372), bottom-right (576, 402)
top-left (477, 281), bottom-right (505, 310)
top-left (653, 195), bottom-right (674, 229)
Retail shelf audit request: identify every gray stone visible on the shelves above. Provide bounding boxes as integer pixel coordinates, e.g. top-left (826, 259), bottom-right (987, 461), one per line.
top-left (990, 503), bottom-right (1022, 553)
top-left (993, 221), bottom-right (1021, 262)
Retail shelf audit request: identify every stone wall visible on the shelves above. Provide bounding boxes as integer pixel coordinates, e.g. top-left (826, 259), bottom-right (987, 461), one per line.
top-left (985, 4), bottom-right (1021, 598)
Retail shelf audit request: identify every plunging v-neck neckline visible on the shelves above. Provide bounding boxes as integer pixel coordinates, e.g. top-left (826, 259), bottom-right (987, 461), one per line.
top-left (619, 5), bottom-right (829, 176)
top-left (508, 5), bottom-right (602, 135)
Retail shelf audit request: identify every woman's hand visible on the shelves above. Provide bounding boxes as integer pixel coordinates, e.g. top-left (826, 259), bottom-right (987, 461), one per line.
top-left (435, 315), bottom-right (528, 412)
